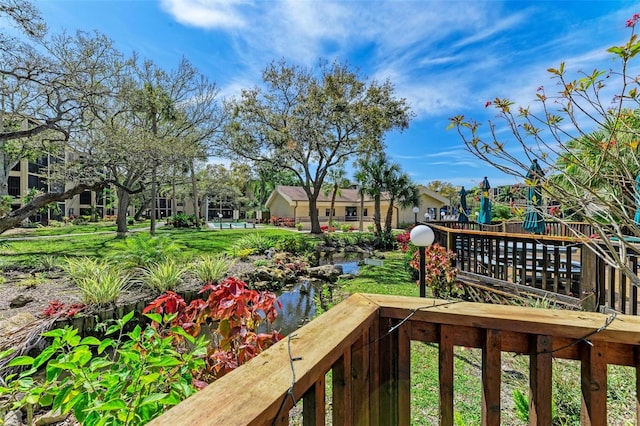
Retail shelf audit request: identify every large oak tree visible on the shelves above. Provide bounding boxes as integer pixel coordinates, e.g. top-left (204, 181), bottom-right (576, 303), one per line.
top-left (222, 60), bottom-right (412, 234)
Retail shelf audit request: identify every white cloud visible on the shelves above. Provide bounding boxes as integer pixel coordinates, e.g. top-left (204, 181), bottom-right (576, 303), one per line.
top-left (159, 0), bottom-right (251, 29)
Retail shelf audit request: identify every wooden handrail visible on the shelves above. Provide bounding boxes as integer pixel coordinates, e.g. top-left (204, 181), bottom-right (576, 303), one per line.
top-left (150, 294), bottom-right (640, 425)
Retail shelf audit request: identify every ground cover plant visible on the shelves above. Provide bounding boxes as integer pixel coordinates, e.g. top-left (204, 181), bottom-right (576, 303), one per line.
top-left (0, 276), bottom-right (282, 425)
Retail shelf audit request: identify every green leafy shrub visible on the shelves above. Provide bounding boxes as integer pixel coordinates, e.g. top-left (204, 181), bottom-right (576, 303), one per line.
top-left (37, 255), bottom-right (59, 271)
top-left (139, 259), bottom-right (188, 293)
top-left (273, 234), bottom-right (314, 255)
top-left (408, 243), bottom-right (459, 299)
top-left (76, 268), bottom-right (131, 305)
top-left (107, 234), bottom-right (184, 269)
top-left (169, 213), bottom-right (197, 228)
top-left (64, 257), bottom-right (130, 304)
top-left (128, 218), bottom-right (135, 225)
top-left (63, 257), bottom-right (111, 283)
top-left (192, 255), bottom-right (235, 284)
top-left (0, 311), bottom-right (206, 425)
top-left (231, 233), bottom-right (275, 255)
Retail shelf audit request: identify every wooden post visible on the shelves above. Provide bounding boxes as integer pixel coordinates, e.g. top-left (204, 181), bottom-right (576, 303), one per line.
top-left (529, 335), bottom-right (552, 425)
top-left (482, 329), bottom-right (501, 425)
top-left (439, 324), bottom-right (454, 425)
top-left (581, 341), bottom-right (607, 425)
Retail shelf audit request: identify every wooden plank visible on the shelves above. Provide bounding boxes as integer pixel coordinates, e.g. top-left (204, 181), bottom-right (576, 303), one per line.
top-left (332, 351), bottom-right (352, 426)
top-left (351, 329), bottom-right (370, 424)
top-left (150, 294), bottom-right (379, 426)
top-left (635, 347), bottom-right (640, 424)
top-left (365, 294), bottom-right (640, 345)
top-left (368, 320), bottom-right (380, 424)
top-left (529, 335), bottom-right (552, 425)
top-left (398, 321), bottom-right (411, 426)
top-left (302, 377), bottom-right (325, 426)
top-left (482, 329), bottom-right (501, 425)
top-left (439, 324), bottom-right (454, 426)
top-left (378, 316), bottom-right (397, 425)
top-left (580, 341), bottom-right (608, 426)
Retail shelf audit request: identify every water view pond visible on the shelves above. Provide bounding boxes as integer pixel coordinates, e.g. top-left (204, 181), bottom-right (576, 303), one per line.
top-left (268, 261), bottom-right (360, 336)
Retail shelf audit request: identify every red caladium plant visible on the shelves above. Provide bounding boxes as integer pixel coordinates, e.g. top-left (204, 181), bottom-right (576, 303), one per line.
top-left (143, 277), bottom-right (283, 381)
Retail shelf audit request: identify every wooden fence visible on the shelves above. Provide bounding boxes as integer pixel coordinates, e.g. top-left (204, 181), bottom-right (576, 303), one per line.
top-left (430, 223), bottom-right (640, 314)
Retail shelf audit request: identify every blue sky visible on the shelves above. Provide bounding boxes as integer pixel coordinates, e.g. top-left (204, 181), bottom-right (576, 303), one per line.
top-left (32, 0), bottom-right (638, 189)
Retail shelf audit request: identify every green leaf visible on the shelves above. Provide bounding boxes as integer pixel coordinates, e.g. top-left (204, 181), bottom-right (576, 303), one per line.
top-left (98, 338), bottom-right (115, 354)
top-left (79, 336), bottom-right (102, 346)
top-left (93, 399), bottom-right (127, 411)
top-left (49, 361), bottom-right (77, 370)
top-left (41, 328), bottom-right (66, 338)
top-left (120, 310), bottom-right (135, 325)
top-left (139, 392), bottom-right (169, 407)
top-left (0, 348), bottom-right (15, 360)
top-left (8, 355), bottom-right (34, 367)
top-left (140, 372), bottom-right (160, 384)
top-left (40, 392), bottom-right (54, 407)
top-left (89, 358), bottom-right (114, 371)
top-left (33, 345), bottom-right (56, 369)
top-left (144, 313), bottom-right (163, 324)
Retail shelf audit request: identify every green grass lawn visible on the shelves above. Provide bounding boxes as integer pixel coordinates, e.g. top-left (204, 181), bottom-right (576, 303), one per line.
top-left (0, 226), bottom-right (296, 267)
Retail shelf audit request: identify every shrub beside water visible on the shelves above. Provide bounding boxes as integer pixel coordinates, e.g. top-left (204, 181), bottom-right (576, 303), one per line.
top-left (192, 255), bottom-right (235, 284)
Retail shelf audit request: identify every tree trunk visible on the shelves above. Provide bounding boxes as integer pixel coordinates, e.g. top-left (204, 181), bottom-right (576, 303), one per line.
top-left (309, 196), bottom-right (321, 234)
top-left (171, 168), bottom-right (177, 217)
top-left (373, 196), bottom-right (382, 235)
top-left (384, 199), bottom-right (395, 234)
top-left (190, 160), bottom-right (200, 228)
top-left (134, 198), bottom-right (151, 221)
top-left (115, 187), bottom-right (130, 237)
top-left (328, 184), bottom-right (338, 232)
top-left (150, 166), bottom-right (157, 236)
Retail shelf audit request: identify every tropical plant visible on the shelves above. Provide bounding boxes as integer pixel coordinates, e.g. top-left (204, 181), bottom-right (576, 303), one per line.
top-left (231, 233), bottom-right (275, 255)
top-left (75, 267), bottom-right (131, 305)
top-left (143, 277), bottom-right (282, 380)
top-left (322, 167), bottom-right (350, 233)
top-left (63, 257), bottom-right (112, 283)
top-left (169, 213), bottom-right (197, 228)
top-left (0, 311), bottom-right (206, 425)
top-left (272, 234), bottom-right (314, 255)
top-left (107, 234), bottom-right (184, 269)
top-left (139, 259), bottom-right (188, 293)
top-left (409, 244), bottom-right (459, 298)
top-left (192, 255), bottom-right (235, 284)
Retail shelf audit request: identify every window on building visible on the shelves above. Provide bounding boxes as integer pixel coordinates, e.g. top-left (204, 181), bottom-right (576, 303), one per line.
top-left (11, 162), bottom-right (20, 172)
top-left (79, 191), bottom-right (92, 205)
top-left (363, 208), bottom-right (368, 217)
top-left (324, 208), bottom-right (335, 216)
top-left (8, 176), bottom-right (20, 197)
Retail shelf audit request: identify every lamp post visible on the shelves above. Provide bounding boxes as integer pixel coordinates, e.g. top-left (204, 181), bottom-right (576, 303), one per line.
top-left (358, 183), bottom-right (364, 232)
top-left (412, 206), bottom-right (419, 225)
top-left (410, 224), bottom-right (435, 298)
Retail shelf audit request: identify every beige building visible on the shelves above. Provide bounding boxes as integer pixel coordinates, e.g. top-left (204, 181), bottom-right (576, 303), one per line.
top-left (265, 185), bottom-right (448, 229)
top-left (7, 153), bottom-right (108, 222)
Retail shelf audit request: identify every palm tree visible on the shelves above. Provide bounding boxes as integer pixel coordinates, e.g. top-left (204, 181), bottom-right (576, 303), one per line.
top-left (322, 167), bottom-right (349, 232)
top-left (355, 155), bottom-right (393, 236)
top-left (383, 170), bottom-right (420, 234)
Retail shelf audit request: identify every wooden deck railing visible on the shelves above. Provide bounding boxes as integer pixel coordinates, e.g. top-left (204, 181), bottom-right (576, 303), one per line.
top-left (150, 294), bottom-right (640, 425)
top-left (430, 223), bottom-right (640, 314)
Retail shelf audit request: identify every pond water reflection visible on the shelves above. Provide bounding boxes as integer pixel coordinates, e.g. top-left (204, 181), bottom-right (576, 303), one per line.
top-left (266, 261), bottom-right (360, 336)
